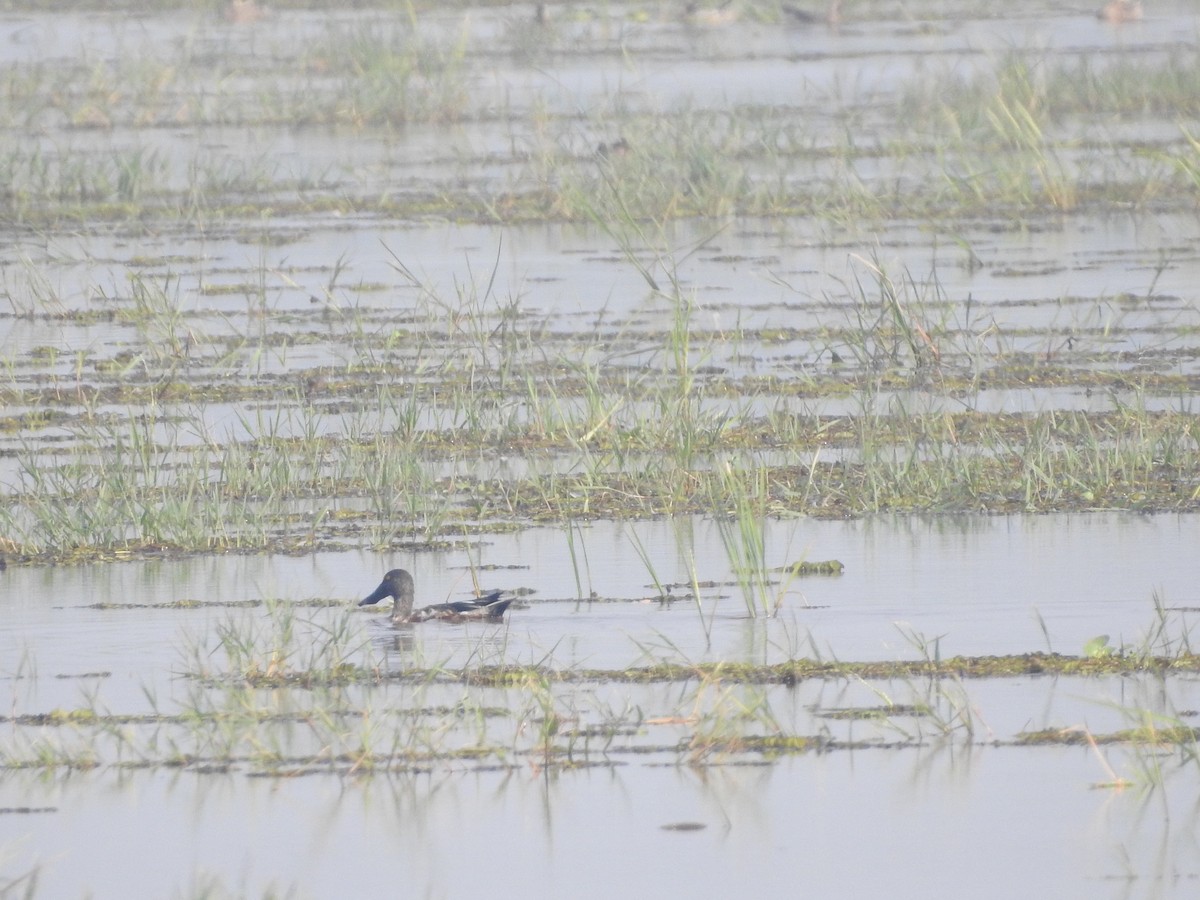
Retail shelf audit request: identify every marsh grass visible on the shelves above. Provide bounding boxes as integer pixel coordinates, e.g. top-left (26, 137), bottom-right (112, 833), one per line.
top-left (709, 462), bottom-right (778, 617)
top-left (1, 10), bottom-right (1199, 569)
top-left (5, 242), bottom-right (1200, 563)
top-left (678, 671), bottom-right (782, 763)
top-left (840, 254), bottom-right (950, 373)
top-left (1, 18), bottom-right (1198, 229)
top-left (0, 860), bottom-right (39, 900)
top-left (0, 144), bottom-right (171, 220)
top-left (542, 49), bottom-right (1200, 225)
top-left (294, 14), bottom-right (472, 126)
top-left (982, 57), bottom-right (1078, 210)
top-left (888, 627), bottom-right (984, 740)
top-left (124, 273), bottom-right (193, 360)
top-left (4, 635), bottom-right (1200, 777)
top-left (0, 254), bottom-right (67, 317)
top-left (193, 598), bottom-right (366, 687)
top-left (148, 601), bottom-right (1184, 779)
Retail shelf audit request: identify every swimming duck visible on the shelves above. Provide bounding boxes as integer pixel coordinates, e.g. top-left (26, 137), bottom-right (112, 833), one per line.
top-left (359, 569), bottom-right (513, 624)
top-left (1097, 0), bottom-right (1143, 23)
top-left (683, 0), bottom-right (741, 26)
top-left (225, 0), bottom-right (267, 23)
top-left (783, 0), bottom-right (842, 26)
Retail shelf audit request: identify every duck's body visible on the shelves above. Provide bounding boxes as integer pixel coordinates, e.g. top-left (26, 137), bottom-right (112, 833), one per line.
top-left (359, 569), bottom-right (513, 624)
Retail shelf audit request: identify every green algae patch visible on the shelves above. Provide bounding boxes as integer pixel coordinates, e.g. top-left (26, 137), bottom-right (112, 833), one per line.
top-left (387, 652), bottom-right (1200, 688)
top-left (779, 559), bottom-right (845, 576)
top-left (43, 708), bottom-right (98, 724)
top-left (741, 735), bottom-right (825, 754)
top-left (1016, 725), bottom-right (1200, 746)
top-left (816, 704), bottom-right (930, 721)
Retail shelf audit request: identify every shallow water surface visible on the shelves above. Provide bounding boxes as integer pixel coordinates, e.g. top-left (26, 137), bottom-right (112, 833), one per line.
top-left (2, 743), bottom-right (1198, 899)
top-left (4, 512), bottom-right (1198, 699)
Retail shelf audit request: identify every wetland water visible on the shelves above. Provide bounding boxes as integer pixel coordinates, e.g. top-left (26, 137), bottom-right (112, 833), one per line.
top-left (4, 514), bottom-right (1200, 898)
top-left (3, 0), bottom-right (1200, 897)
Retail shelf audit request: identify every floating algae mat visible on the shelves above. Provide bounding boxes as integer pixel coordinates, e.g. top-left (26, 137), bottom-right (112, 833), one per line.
top-left (3, 0), bottom-right (1200, 897)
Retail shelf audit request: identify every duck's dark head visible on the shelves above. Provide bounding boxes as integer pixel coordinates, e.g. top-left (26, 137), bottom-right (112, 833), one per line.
top-left (359, 569), bottom-right (415, 608)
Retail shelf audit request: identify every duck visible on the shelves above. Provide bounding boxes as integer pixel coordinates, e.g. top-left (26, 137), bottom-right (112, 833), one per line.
top-left (783, 0), bottom-right (842, 26)
top-left (359, 569), bottom-right (514, 624)
top-left (683, 0), bottom-right (741, 26)
top-left (1097, 0), bottom-right (1143, 23)
top-left (225, 0), bottom-right (267, 23)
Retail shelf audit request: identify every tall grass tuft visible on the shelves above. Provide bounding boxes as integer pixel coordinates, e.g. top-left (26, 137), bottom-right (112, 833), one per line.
top-left (710, 461), bottom-right (776, 617)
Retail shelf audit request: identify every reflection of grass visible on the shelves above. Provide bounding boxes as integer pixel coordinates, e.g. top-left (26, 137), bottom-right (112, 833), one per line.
top-left (1020, 697), bottom-right (1200, 792)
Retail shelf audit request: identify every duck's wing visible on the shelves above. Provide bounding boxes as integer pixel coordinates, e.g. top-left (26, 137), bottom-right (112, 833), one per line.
top-left (408, 591), bottom-right (512, 621)
top-left (443, 599), bottom-right (494, 614)
top-left (446, 592), bottom-right (510, 612)
top-left (476, 592), bottom-right (514, 618)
